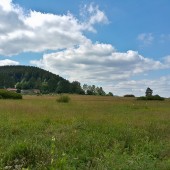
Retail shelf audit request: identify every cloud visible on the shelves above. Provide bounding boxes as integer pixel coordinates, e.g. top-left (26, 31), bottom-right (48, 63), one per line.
top-left (105, 76), bottom-right (170, 97)
top-left (163, 55), bottom-right (170, 67)
top-left (164, 55), bottom-right (170, 62)
top-left (31, 41), bottom-right (166, 84)
top-left (137, 33), bottom-right (154, 45)
top-left (0, 1), bottom-right (107, 56)
top-left (0, 0), bottom-right (13, 11)
top-left (0, 59), bottom-right (19, 66)
top-left (80, 4), bottom-right (109, 32)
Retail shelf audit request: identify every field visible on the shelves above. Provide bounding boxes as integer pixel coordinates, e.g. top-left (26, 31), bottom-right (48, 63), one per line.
top-left (0, 95), bottom-right (170, 170)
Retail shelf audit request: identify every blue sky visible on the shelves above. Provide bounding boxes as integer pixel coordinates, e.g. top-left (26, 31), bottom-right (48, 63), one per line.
top-left (0, 0), bottom-right (170, 97)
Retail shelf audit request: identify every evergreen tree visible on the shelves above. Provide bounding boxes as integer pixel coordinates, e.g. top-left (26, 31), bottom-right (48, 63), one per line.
top-left (145, 87), bottom-right (153, 97)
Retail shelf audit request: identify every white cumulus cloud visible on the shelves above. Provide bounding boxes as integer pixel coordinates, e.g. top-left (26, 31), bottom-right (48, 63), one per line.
top-left (0, 1), bottom-right (107, 56)
top-left (0, 0), bottom-right (13, 11)
top-left (80, 4), bottom-right (109, 32)
top-left (31, 41), bottom-right (166, 84)
top-left (0, 59), bottom-right (19, 66)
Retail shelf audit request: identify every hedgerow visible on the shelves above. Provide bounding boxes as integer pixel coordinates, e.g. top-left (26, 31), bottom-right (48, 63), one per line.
top-left (0, 89), bottom-right (22, 99)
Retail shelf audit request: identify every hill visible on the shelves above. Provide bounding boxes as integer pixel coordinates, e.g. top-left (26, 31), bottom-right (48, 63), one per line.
top-left (0, 65), bottom-right (84, 94)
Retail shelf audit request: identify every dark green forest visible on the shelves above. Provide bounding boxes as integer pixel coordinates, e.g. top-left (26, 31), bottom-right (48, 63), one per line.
top-left (0, 66), bottom-right (110, 95)
top-left (0, 66), bottom-right (84, 94)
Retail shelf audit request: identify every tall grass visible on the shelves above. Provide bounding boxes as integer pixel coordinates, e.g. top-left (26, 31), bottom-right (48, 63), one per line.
top-left (0, 95), bottom-right (169, 169)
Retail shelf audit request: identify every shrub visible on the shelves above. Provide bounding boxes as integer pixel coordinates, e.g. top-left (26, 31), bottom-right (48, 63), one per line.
top-left (137, 95), bottom-right (164, 101)
top-left (0, 89), bottom-right (22, 99)
top-left (124, 94), bottom-right (135, 97)
top-left (57, 95), bottom-right (71, 103)
top-left (16, 89), bottom-right (21, 93)
top-left (149, 95), bottom-right (164, 101)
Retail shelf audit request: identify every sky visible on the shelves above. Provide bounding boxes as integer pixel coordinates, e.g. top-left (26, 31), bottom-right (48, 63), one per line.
top-left (0, 0), bottom-right (170, 97)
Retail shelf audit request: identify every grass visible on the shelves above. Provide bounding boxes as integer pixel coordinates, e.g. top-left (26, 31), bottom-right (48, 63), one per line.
top-left (0, 95), bottom-right (170, 169)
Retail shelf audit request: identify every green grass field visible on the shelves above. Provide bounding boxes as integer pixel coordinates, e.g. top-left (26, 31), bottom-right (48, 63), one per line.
top-left (0, 95), bottom-right (170, 170)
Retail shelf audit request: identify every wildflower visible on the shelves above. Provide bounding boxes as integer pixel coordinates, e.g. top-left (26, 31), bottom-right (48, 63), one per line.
top-left (52, 136), bottom-right (55, 141)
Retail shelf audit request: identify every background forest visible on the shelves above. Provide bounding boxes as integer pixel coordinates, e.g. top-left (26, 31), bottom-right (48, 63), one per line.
top-left (0, 66), bottom-right (109, 95)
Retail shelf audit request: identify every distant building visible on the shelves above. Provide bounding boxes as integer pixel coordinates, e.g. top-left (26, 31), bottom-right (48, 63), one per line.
top-left (21, 89), bottom-right (40, 95)
top-left (33, 89), bottom-right (41, 94)
top-left (6, 88), bottom-right (17, 92)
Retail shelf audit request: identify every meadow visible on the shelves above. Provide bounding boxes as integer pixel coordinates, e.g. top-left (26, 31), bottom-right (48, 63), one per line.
top-left (0, 95), bottom-right (170, 170)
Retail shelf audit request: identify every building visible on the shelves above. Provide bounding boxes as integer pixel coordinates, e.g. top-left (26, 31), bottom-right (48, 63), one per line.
top-left (6, 88), bottom-right (17, 93)
top-left (21, 89), bottom-right (40, 95)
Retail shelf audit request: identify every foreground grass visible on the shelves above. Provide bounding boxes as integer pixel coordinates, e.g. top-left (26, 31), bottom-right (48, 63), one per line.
top-left (0, 95), bottom-right (170, 169)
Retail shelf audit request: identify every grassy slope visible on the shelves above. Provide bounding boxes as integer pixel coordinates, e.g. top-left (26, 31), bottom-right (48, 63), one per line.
top-left (0, 95), bottom-right (170, 169)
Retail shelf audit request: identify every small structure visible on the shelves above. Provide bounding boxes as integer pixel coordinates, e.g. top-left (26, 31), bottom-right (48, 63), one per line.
top-left (6, 88), bottom-right (17, 93)
top-left (33, 89), bottom-right (40, 94)
top-left (21, 89), bottom-right (40, 95)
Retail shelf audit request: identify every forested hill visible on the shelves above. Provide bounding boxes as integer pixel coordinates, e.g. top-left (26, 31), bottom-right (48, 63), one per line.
top-left (0, 65), bottom-right (84, 94)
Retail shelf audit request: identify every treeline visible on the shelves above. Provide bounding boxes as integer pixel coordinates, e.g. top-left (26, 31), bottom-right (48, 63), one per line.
top-left (0, 66), bottom-right (112, 95)
top-left (82, 84), bottom-right (113, 96)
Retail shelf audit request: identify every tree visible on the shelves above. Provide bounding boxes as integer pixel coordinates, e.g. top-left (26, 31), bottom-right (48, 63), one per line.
top-left (83, 84), bottom-right (107, 96)
top-left (71, 81), bottom-right (84, 94)
top-left (21, 81), bottom-right (30, 89)
top-left (41, 82), bottom-right (49, 93)
top-left (91, 85), bottom-right (96, 94)
top-left (48, 77), bottom-right (59, 92)
top-left (16, 82), bottom-right (22, 90)
top-left (86, 85), bottom-right (95, 95)
top-left (96, 87), bottom-right (106, 96)
top-left (107, 92), bottom-right (113, 96)
top-left (56, 80), bottom-right (70, 93)
top-left (83, 84), bottom-right (88, 94)
top-left (145, 87), bottom-right (153, 97)
top-left (86, 89), bottom-right (93, 95)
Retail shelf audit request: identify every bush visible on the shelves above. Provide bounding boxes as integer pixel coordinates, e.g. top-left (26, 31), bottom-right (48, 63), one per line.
top-left (124, 94), bottom-right (135, 97)
top-left (57, 95), bottom-right (71, 103)
top-left (0, 89), bottom-right (22, 99)
top-left (149, 95), bottom-right (164, 101)
top-left (137, 95), bottom-right (164, 101)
